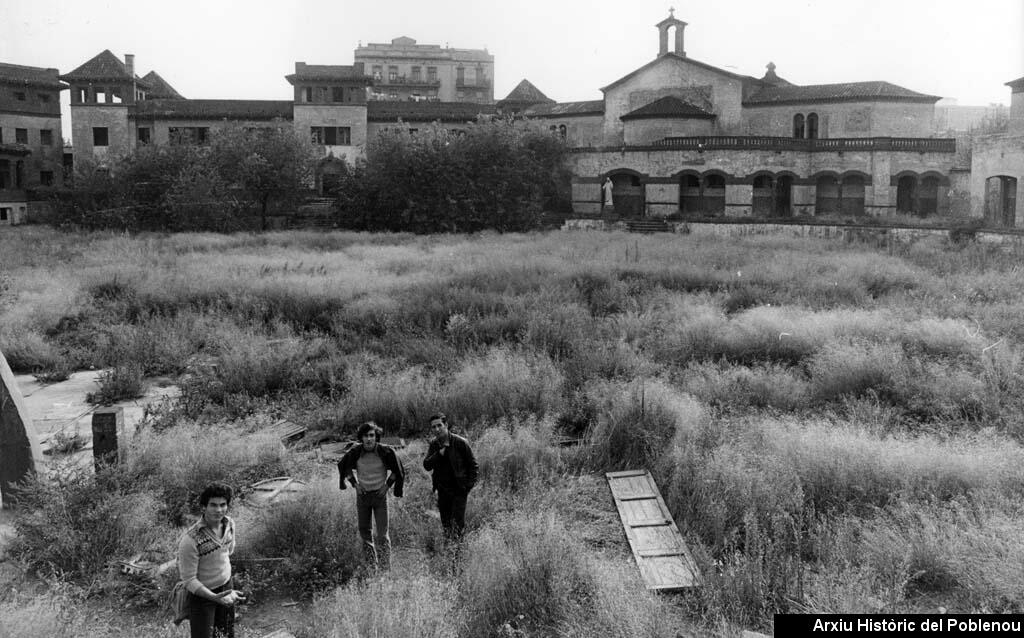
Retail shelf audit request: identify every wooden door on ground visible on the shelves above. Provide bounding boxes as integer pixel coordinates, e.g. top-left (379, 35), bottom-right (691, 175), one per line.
top-left (606, 469), bottom-right (700, 591)
top-left (611, 174), bottom-right (645, 217)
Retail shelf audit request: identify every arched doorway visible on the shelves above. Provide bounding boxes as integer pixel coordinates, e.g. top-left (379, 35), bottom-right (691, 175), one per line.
top-left (919, 176), bottom-right (940, 215)
top-left (318, 156), bottom-right (347, 196)
top-left (705, 174), bottom-right (726, 215)
top-left (897, 175), bottom-right (917, 213)
top-left (609, 172), bottom-right (645, 217)
top-left (680, 174), bottom-right (701, 214)
top-left (776, 175), bottom-right (793, 216)
top-left (752, 175), bottom-right (774, 216)
top-left (815, 175), bottom-right (840, 215)
top-left (985, 176), bottom-right (1018, 227)
top-left (840, 175), bottom-right (866, 216)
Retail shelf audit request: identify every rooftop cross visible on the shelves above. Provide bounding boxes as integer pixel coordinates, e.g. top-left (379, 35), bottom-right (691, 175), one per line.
top-left (669, 6), bottom-right (675, 17)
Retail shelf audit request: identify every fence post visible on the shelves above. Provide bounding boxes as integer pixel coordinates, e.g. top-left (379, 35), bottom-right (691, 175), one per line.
top-left (92, 406), bottom-right (125, 472)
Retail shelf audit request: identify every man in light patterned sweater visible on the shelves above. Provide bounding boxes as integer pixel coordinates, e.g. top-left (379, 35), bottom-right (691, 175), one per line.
top-left (178, 482), bottom-right (244, 638)
top-left (338, 421), bottom-right (406, 569)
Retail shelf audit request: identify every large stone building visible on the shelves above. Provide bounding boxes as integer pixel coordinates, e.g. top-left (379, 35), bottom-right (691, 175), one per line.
top-left (355, 37), bottom-right (494, 104)
top-left (969, 77), bottom-right (1023, 226)
top-left (515, 12), bottom-right (968, 221)
top-left (0, 63), bottom-right (66, 225)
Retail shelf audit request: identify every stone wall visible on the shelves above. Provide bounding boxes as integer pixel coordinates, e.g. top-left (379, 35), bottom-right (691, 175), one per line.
top-left (741, 101), bottom-right (935, 138)
top-left (0, 112), bottom-right (65, 187)
top-left (970, 133), bottom-right (1024, 224)
top-left (293, 104), bottom-right (368, 161)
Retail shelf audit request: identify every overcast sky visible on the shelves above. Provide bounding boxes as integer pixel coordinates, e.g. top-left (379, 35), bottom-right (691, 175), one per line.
top-left (3, 0), bottom-right (1022, 132)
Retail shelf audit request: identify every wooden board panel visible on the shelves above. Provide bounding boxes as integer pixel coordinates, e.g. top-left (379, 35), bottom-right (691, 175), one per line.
top-left (606, 469), bottom-right (700, 590)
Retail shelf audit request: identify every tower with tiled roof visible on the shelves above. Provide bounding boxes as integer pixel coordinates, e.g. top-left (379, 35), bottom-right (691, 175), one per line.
top-left (497, 80), bottom-right (554, 116)
top-left (60, 50), bottom-right (149, 164)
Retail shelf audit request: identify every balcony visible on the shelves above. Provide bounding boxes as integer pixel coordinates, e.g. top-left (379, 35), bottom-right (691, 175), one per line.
top-left (655, 136), bottom-right (956, 153)
top-left (456, 78), bottom-right (492, 88)
top-left (377, 75), bottom-right (440, 87)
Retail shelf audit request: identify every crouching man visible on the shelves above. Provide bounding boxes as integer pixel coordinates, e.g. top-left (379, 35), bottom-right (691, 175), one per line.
top-left (338, 421), bottom-right (405, 569)
top-left (178, 482), bottom-right (245, 638)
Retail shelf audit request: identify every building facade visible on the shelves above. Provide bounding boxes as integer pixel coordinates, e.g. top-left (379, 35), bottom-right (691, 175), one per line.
top-left (969, 77), bottom-right (1024, 226)
top-left (0, 63), bottom-right (65, 225)
top-left (514, 12), bottom-right (966, 222)
top-left (355, 37), bottom-right (494, 104)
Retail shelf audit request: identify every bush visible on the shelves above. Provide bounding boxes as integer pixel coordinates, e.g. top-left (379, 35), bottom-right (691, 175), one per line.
top-left (583, 378), bottom-right (705, 471)
top-left (9, 471), bottom-right (171, 582)
top-left (307, 572), bottom-right (460, 638)
top-left (241, 479), bottom-right (365, 596)
top-left (87, 364), bottom-right (147, 405)
top-left (124, 422), bottom-right (294, 524)
top-left (474, 416), bottom-right (562, 491)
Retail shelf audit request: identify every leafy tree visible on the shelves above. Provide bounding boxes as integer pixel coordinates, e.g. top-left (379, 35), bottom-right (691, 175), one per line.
top-left (207, 123), bottom-right (318, 230)
top-left (335, 118), bottom-right (571, 233)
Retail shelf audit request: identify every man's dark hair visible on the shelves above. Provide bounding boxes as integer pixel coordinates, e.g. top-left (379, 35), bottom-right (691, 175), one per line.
top-left (428, 413), bottom-right (447, 425)
top-left (357, 421), bottom-right (383, 441)
top-left (199, 482), bottom-right (233, 506)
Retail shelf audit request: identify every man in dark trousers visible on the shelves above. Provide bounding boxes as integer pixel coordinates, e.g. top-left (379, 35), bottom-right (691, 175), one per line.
top-left (422, 412), bottom-right (478, 541)
top-left (338, 421), bottom-right (405, 569)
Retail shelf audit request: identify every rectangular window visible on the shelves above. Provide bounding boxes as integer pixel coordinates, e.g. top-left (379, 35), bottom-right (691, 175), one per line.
top-left (0, 208), bottom-right (8, 221)
top-left (372, 65), bottom-right (383, 80)
top-left (75, 88), bottom-right (86, 103)
top-left (311, 127), bottom-right (351, 145)
top-left (15, 128), bottom-right (28, 144)
top-left (411, 66), bottom-right (421, 81)
top-left (304, 87), bottom-right (313, 102)
top-left (318, 87), bottom-right (328, 102)
top-left (40, 171), bottom-right (54, 186)
top-left (310, 127), bottom-right (323, 144)
top-left (427, 67), bottom-right (437, 82)
top-left (0, 160), bottom-right (8, 188)
top-left (332, 87), bottom-right (345, 102)
top-left (388, 66), bottom-right (398, 81)
top-left (93, 127), bottom-right (109, 146)
top-left (0, 128), bottom-right (3, 143)
top-left (40, 129), bottom-right (53, 146)
top-left (14, 91), bottom-right (25, 101)
top-left (96, 88), bottom-right (107, 102)
top-left (137, 127), bottom-right (151, 144)
top-left (169, 127), bottom-right (207, 145)
top-left (38, 93), bottom-right (51, 103)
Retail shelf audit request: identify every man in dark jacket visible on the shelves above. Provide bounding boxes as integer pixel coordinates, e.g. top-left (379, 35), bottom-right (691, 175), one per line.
top-left (422, 412), bottom-right (478, 541)
top-left (338, 421), bottom-right (405, 569)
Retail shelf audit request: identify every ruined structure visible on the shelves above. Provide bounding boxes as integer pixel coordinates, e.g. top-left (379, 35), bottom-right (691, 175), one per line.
top-left (969, 77), bottom-right (1023, 226)
top-left (0, 350), bottom-right (42, 507)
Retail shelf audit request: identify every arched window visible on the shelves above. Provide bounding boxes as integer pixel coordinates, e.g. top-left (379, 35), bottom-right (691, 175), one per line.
top-left (897, 175), bottom-right (918, 213)
top-left (815, 175), bottom-right (840, 214)
top-left (752, 175), bottom-right (774, 216)
top-left (807, 113), bottom-right (819, 139)
top-left (919, 176), bottom-right (940, 216)
top-left (558, 124), bottom-right (567, 140)
top-left (793, 114), bottom-right (805, 138)
top-left (680, 174), bottom-right (701, 214)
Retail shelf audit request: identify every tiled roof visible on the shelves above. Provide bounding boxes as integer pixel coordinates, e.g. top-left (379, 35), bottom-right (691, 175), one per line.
top-left (602, 53), bottom-right (750, 93)
top-left (286, 62), bottom-right (372, 84)
top-left (141, 71), bottom-right (185, 99)
top-left (523, 100), bottom-right (604, 118)
top-left (745, 81), bottom-right (940, 105)
top-left (620, 96), bottom-right (715, 120)
top-left (60, 50), bottom-right (148, 87)
top-left (131, 99), bottom-right (293, 120)
top-left (0, 63), bottom-right (65, 89)
top-left (367, 101), bottom-right (497, 123)
top-left (499, 79), bottom-right (553, 105)
top-left (1006, 76), bottom-right (1024, 92)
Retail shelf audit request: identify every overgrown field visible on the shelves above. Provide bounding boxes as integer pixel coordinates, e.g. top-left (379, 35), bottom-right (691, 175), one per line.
top-left (3, 226), bottom-right (1024, 636)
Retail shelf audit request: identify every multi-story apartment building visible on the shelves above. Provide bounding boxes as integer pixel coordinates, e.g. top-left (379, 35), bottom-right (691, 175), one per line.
top-left (354, 37), bottom-right (494, 104)
top-left (0, 63), bottom-right (65, 224)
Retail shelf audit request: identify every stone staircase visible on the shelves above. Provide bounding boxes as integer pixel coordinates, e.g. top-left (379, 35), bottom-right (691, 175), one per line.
top-left (625, 218), bottom-right (671, 234)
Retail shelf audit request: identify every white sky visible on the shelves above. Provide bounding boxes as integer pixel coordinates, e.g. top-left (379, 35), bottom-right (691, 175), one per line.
top-left (3, 0), bottom-right (1022, 141)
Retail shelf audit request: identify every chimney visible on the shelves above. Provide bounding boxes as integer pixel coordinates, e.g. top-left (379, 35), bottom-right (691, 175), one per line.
top-left (124, 54), bottom-right (134, 77)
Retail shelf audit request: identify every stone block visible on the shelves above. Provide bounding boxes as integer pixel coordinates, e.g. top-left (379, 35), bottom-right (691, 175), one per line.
top-left (92, 406), bottom-right (125, 471)
top-left (0, 350), bottom-right (43, 507)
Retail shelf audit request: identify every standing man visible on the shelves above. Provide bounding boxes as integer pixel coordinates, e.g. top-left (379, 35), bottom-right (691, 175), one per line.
top-left (338, 421), bottom-right (405, 569)
top-left (422, 412), bottom-right (478, 541)
top-left (178, 482), bottom-right (244, 638)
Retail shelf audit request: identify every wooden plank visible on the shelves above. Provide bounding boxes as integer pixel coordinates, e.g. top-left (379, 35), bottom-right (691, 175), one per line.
top-left (606, 469), bottom-right (700, 591)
